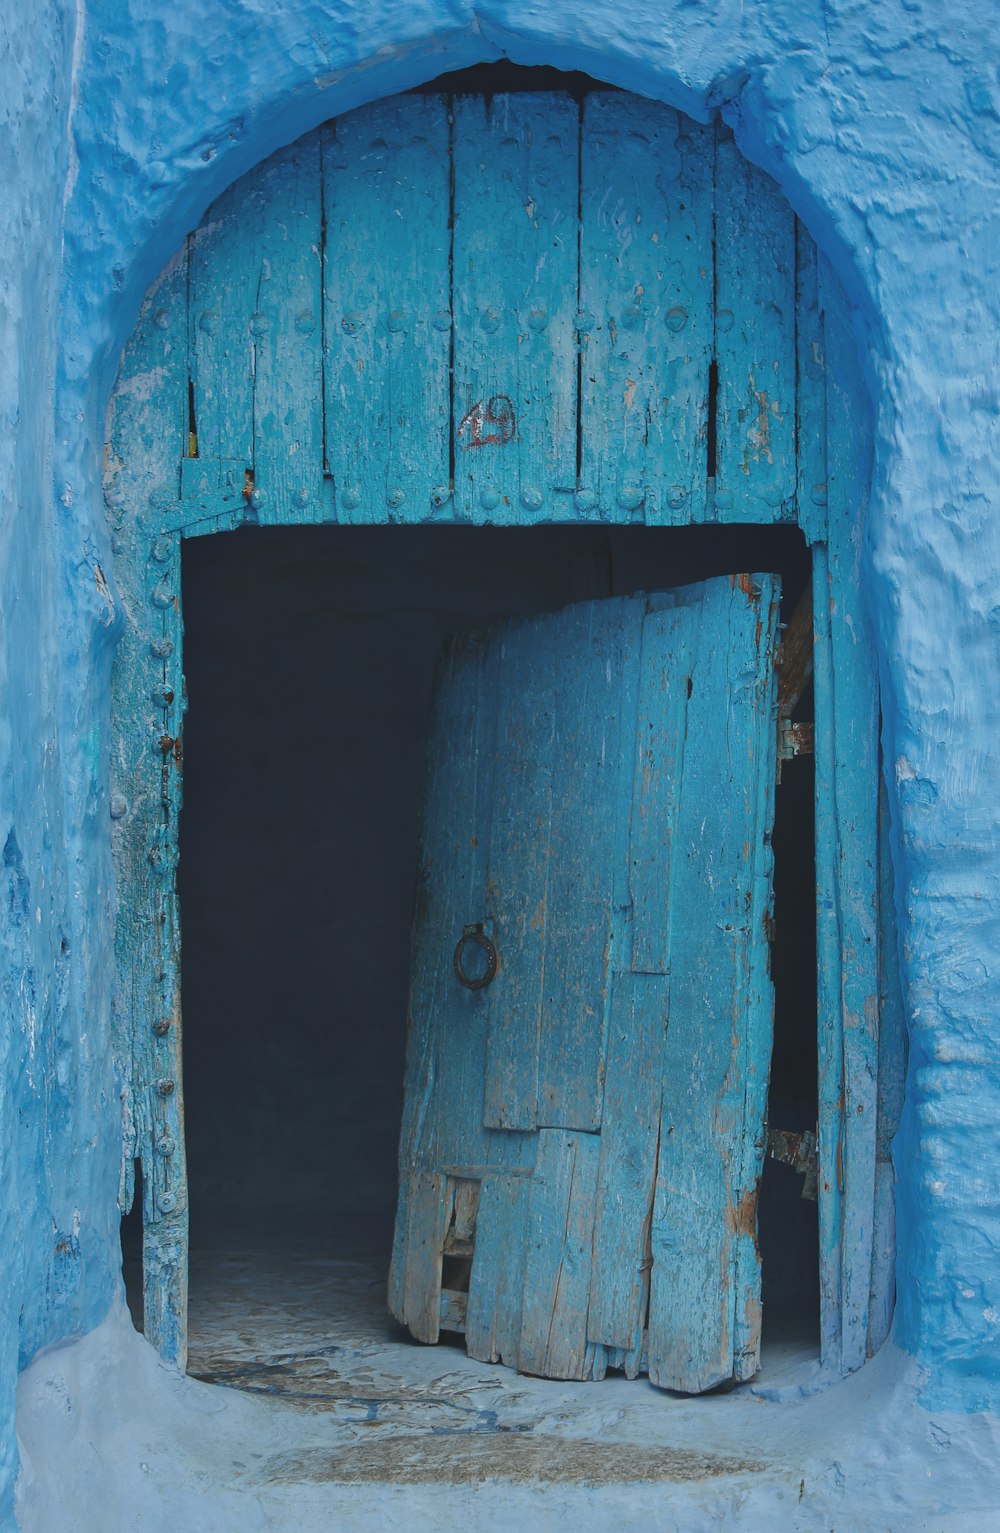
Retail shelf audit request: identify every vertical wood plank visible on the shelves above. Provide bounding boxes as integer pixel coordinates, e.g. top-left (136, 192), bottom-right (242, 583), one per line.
top-left (452, 94), bottom-right (579, 523)
top-left (629, 604), bottom-right (692, 973)
top-left (188, 171), bottom-right (257, 490)
top-left (250, 138), bottom-right (324, 523)
top-left (869, 777), bottom-right (906, 1354)
top-left (587, 972), bottom-right (667, 1352)
top-left (813, 538), bottom-right (844, 1363)
top-left (323, 97), bottom-right (451, 525)
top-left (482, 619), bottom-right (552, 1131)
top-left (579, 95), bottom-right (713, 524)
top-left (714, 131), bottom-right (796, 523)
top-left (820, 252), bottom-right (880, 1373)
top-left (794, 221), bottom-right (828, 546)
top-left (107, 251), bottom-right (190, 1369)
top-left (401, 1171), bottom-right (449, 1344)
top-left (519, 1128), bottom-right (602, 1380)
top-left (536, 600), bottom-right (635, 1129)
top-left (396, 629), bottom-right (501, 1173)
top-left (466, 1172), bottom-right (532, 1368)
top-left (647, 574), bottom-right (780, 1392)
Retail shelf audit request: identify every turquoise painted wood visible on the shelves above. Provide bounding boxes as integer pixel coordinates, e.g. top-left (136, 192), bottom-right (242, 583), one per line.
top-left (106, 250), bottom-right (190, 1368)
top-left (814, 251), bottom-right (881, 1374)
top-left (578, 95), bottom-right (714, 524)
top-left (645, 574), bottom-right (781, 1391)
top-left (714, 131), bottom-right (796, 522)
top-left (452, 94), bottom-right (579, 523)
top-left (106, 86), bottom-right (889, 1383)
top-left (390, 577), bottom-right (781, 1390)
top-left (323, 96), bottom-right (451, 524)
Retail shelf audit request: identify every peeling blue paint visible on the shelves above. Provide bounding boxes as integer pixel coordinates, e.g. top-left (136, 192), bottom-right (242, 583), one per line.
top-left (3, 0), bottom-right (1000, 1520)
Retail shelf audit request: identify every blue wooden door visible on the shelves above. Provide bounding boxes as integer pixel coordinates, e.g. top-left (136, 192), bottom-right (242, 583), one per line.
top-left (390, 572), bottom-right (781, 1392)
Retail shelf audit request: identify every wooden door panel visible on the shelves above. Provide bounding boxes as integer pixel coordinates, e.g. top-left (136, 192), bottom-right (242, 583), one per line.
top-left (323, 95), bottom-right (451, 524)
top-left (519, 1128), bottom-right (603, 1381)
top-left (452, 94), bottom-right (579, 522)
top-left (533, 600), bottom-right (636, 1132)
top-left (714, 136), bottom-right (797, 522)
top-left (393, 577), bottom-right (780, 1391)
top-left (465, 1172), bottom-right (532, 1368)
top-left (628, 603), bottom-right (693, 974)
top-left (587, 970), bottom-right (667, 1354)
top-left (579, 95), bottom-right (714, 523)
top-left (646, 573), bottom-right (781, 1391)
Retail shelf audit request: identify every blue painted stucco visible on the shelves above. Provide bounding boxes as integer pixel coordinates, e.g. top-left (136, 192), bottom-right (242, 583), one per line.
top-left (3, 0), bottom-right (1000, 1516)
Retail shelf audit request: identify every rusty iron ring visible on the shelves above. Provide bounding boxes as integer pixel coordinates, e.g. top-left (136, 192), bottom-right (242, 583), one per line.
top-left (453, 924), bottom-right (498, 991)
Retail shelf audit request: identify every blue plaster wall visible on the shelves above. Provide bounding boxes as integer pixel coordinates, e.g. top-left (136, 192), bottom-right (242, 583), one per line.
top-left (3, 0), bottom-right (1000, 1511)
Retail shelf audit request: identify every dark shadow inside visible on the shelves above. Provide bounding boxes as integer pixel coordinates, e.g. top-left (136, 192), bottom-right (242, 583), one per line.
top-left (122, 521), bottom-right (818, 1370)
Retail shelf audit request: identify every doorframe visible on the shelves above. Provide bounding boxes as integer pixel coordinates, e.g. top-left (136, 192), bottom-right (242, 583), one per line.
top-left (106, 110), bottom-right (899, 1383)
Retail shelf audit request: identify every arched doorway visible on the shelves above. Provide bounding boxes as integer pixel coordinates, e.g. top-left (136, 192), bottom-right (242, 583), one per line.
top-left (106, 68), bottom-right (901, 1390)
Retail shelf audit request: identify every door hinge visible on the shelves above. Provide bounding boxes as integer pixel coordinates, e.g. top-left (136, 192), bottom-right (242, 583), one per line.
top-left (776, 719), bottom-right (815, 782)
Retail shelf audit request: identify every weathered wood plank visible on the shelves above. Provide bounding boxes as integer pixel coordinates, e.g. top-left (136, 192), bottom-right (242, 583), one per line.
top-left (482, 618), bottom-right (552, 1131)
top-left (794, 220), bottom-right (828, 546)
top-left (579, 95), bottom-right (713, 524)
top-left (812, 539), bottom-right (844, 1362)
top-left (714, 131), bottom-right (796, 523)
top-left (188, 173), bottom-right (257, 489)
top-left (107, 250), bottom-right (190, 1369)
top-left (250, 138), bottom-right (324, 523)
top-left (519, 1128), bottom-right (602, 1380)
top-left (869, 775), bottom-right (906, 1355)
top-left (466, 1172), bottom-right (532, 1368)
top-left (397, 628), bottom-right (501, 1172)
top-left (587, 971), bottom-right (666, 1352)
top-left (647, 574), bottom-right (780, 1392)
top-left (401, 1171), bottom-right (450, 1344)
top-left (452, 94), bottom-right (578, 523)
top-left (629, 604), bottom-right (692, 973)
top-left (440, 1289), bottom-right (469, 1332)
top-left (323, 97), bottom-right (451, 525)
top-left (536, 599), bottom-right (634, 1129)
top-left (818, 252), bottom-right (880, 1373)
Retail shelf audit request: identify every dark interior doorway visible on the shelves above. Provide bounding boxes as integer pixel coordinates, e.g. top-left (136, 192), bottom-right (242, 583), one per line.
top-left (121, 521), bottom-right (818, 1373)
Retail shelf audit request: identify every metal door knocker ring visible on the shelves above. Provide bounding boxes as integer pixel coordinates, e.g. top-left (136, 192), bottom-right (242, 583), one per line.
top-left (453, 924), bottom-right (498, 991)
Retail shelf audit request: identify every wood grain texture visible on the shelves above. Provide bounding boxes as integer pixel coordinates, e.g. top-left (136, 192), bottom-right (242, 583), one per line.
top-left (535, 600), bottom-right (633, 1130)
top-left (817, 251), bottom-right (880, 1373)
top-left (466, 1172), bottom-right (532, 1368)
top-left (107, 251), bottom-right (190, 1369)
top-left (250, 138), bottom-right (324, 523)
top-left (646, 574), bottom-right (780, 1393)
top-left (452, 94), bottom-right (579, 523)
top-left (869, 775), bottom-right (907, 1356)
top-left (629, 604), bottom-right (692, 973)
top-left (794, 222), bottom-right (828, 546)
top-left (401, 1171), bottom-right (450, 1344)
top-left (714, 130), bottom-right (796, 523)
top-left (323, 96), bottom-right (450, 525)
top-left (579, 95), bottom-right (713, 524)
top-left (587, 971), bottom-right (666, 1352)
top-left (480, 618), bottom-right (552, 1131)
top-left (396, 629), bottom-right (502, 1174)
top-left (188, 169), bottom-right (257, 485)
top-left (519, 1128), bottom-right (602, 1380)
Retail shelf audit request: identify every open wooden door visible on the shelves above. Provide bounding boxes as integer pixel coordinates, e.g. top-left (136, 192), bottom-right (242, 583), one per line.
top-left (390, 571), bottom-right (781, 1392)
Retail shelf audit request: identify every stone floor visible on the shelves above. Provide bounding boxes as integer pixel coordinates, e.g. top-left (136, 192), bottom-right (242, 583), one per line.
top-left (168, 1218), bottom-right (822, 1484)
top-left (18, 1228), bottom-right (999, 1531)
